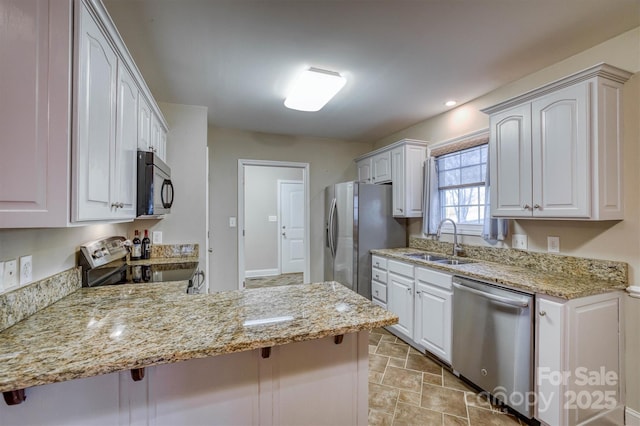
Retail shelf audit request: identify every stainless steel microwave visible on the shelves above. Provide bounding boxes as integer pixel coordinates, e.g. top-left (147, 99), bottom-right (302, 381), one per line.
top-left (137, 151), bottom-right (174, 217)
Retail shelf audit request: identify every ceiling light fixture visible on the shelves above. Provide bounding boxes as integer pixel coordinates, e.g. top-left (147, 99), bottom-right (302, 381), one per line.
top-left (284, 67), bottom-right (347, 112)
top-left (445, 100), bottom-right (457, 107)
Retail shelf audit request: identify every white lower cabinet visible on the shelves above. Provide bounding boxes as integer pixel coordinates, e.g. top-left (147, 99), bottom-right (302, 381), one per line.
top-left (387, 260), bottom-right (415, 338)
top-left (414, 267), bottom-right (452, 364)
top-left (536, 292), bottom-right (624, 426)
top-left (0, 334), bottom-right (368, 426)
top-left (375, 257), bottom-right (453, 364)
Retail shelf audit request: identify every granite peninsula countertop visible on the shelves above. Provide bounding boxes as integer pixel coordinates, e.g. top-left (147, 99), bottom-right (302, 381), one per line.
top-left (0, 281), bottom-right (396, 393)
top-left (372, 248), bottom-right (627, 299)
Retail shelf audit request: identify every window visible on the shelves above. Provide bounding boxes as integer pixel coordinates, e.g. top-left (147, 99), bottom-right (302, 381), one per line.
top-left (437, 144), bottom-right (488, 227)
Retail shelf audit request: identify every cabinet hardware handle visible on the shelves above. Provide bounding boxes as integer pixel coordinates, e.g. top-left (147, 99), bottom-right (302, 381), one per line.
top-left (3, 389), bottom-right (26, 406)
top-left (407, 287), bottom-right (412, 292)
top-left (533, 204), bottom-right (540, 210)
top-left (416, 291), bottom-right (422, 296)
top-left (375, 274), bottom-right (379, 279)
top-left (399, 208), bottom-right (403, 212)
top-left (522, 204), bottom-right (531, 210)
top-left (539, 310), bottom-right (546, 316)
top-left (261, 347), bottom-right (271, 358)
top-left (334, 335), bottom-right (344, 345)
top-left (375, 290), bottom-right (379, 295)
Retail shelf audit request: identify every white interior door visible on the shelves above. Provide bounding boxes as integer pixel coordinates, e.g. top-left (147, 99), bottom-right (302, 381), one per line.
top-left (279, 180), bottom-right (305, 274)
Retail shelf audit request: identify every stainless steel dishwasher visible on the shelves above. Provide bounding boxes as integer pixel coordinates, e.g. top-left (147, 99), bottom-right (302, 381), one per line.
top-left (451, 276), bottom-right (534, 419)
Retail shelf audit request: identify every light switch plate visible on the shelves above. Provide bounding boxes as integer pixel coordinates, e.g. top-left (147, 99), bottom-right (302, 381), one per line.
top-left (547, 236), bottom-right (560, 253)
top-left (229, 217), bottom-right (237, 228)
top-left (4, 259), bottom-right (17, 289)
top-left (512, 234), bottom-right (528, 250)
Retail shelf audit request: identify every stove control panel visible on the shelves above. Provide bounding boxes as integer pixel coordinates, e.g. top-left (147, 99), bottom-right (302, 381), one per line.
top-left (79, 236), bottom-right (129, 269)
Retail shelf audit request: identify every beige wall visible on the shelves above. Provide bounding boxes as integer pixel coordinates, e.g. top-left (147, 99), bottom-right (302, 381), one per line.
top-left (376, 27), bottom-right (640, 412)
top-left (244, 166), bottom-right (303, 274)
top-left (208, 127), bottom-right (372, 291)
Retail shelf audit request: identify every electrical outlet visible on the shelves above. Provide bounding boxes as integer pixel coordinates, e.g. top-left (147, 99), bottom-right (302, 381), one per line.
top-left (547, 236), bottom-right (560, 253)
top-left (268, 215), bottom-right (277, 222)
top-left (512, 234), bottom-right (528, 250)
top-left (152, 231), bottom-right (163, 244)
top-left (4, 259), bottom-right (17, 289)
top-left (20, 255), bottom-right (33, 285)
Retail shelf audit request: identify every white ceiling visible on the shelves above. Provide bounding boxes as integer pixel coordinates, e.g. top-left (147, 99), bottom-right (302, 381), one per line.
top-left (104, 0), bottom-right (639, 142)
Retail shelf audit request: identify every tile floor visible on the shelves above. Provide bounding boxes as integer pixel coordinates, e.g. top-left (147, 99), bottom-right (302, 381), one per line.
top-left (368, 328), bottom-right (525, 426)
top-left (245, 272), bottom-right (304, 289)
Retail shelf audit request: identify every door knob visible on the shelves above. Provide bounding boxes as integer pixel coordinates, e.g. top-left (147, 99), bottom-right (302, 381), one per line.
top-left (282, 232), bottom-right (287, 237)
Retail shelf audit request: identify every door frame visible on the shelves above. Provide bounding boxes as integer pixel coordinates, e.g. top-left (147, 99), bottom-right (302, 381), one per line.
top-left (277, 179), bottom-right (304, 274)
top-left (237, 159), bottom-right (310, 289)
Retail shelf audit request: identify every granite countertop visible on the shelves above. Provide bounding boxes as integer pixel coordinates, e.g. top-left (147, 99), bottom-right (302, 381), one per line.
top-left (371, 248), bottom-right (627, 299)
top-left (0, 282), bottom-right (396, 393)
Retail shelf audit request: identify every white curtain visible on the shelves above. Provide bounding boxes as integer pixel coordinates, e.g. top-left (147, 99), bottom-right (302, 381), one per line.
top-left (422, 157), bottom-right (441, 235)
top-left (482, 153), bottom-right (509, 243)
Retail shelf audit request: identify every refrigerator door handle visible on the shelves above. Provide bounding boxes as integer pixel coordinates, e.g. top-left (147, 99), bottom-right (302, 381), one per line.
top-left (328, 197), bottom-right (337, 258)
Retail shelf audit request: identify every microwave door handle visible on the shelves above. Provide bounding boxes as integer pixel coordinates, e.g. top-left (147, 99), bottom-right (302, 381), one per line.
top-left (161, 179), bottom-right (174, 208)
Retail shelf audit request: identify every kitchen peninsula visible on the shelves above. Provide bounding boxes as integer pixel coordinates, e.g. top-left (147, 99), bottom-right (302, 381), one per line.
top-left (0, 281), bottom-right (396, 425)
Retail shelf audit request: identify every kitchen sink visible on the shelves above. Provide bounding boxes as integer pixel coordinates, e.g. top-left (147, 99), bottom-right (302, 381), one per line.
top-left (403, 253), bottom-right (449, 262)
top-left (434, 258), bottom-right (475, 265)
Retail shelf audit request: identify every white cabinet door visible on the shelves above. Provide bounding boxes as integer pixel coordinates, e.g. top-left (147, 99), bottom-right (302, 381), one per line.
top-left (371, 151), bottom-right (391, 183)
top-left (113, 62), bottom-right (138, 219)
top-left (489, 103), bottom-right (532, 218)
top-left (138, 96), bottom-right (152, 152)
top-left (151, 114), bottom-right (162, 156)
top-left (532, 83), bottom-right (590, 218)
top-left (391, 144), bottom-right (426, 218)
top-left (356, 158), bottom-right (372, 183)
top-left (391, 147), bottom-right (405, 216)
top-left (0, 0), bottom-right (72, 228)
top-left (387, 272), bottom-right (414, 338)
top-left (74, 3), bottom-right (118, 221)
top-left (535, 297), bottom-right (565, 425)
top-left (158, 128), bottom-right (167, 161)
top-left (414, 280), bottom-right (452, 364)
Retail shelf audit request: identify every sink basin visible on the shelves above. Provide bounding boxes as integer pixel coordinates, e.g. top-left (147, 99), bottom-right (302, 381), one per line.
top-left (403, 253), bottom-right (448, 262)
top-left (434, 259), bottom-right (475, 265)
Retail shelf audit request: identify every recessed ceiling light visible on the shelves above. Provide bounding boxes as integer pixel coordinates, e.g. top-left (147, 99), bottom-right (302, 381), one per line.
top-left (445, 100), bottom-right (457, 107)
top-left (284, 67), bottom-right (347, 112)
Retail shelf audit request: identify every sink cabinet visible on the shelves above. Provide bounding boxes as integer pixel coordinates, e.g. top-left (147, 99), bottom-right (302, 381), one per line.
top-left (355, 139), bottom-right (427, 218)
top-left (372, 255), bottom-right (453, 364)
top-left (483, 64), bottom-right (632, 220)
top-left (536, 292), bottom-right (624, 426)
top-left (414, 267), bottom-right (452, 364)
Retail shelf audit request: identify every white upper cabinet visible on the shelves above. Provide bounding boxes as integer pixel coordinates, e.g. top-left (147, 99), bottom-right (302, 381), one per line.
top-left (391, 142), bottom-right (427, 217)
top-left (355, 139), bottom-right (427, 218)
top-left (73, 2), bottom-right (119, 221)
top-left (138, 95), bottom-right (152, 152)
top-left (0, 0), bottom-right (73, 228)
top-left (371, 151), bottom-right (392, 183)
top-left (483, 64), bottom-right (632, 220)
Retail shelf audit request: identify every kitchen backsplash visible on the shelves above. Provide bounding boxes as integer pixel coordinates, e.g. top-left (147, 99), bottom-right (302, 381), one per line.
top-left (151, 243), bottom-right (199, 259)
top-left (0, 267), bottom-right (81, 332)
top-left (409, 236), bottom-right (628, 284)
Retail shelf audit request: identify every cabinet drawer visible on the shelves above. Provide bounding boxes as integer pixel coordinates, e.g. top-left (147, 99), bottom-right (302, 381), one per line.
top-left (372, 256), bottom-right (387, 270)
top-left (371, 269), bottom-right (387, 284)
top-left (372, 281), bottom-right (387, 303)
top-left (388, 260), bottom-right (414, 278)
top-left (416, 267), bottom-right (452, 290)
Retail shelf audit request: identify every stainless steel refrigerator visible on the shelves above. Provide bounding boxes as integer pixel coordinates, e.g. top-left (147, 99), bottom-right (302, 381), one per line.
top-left (324, 182), bottom-right (406, 299)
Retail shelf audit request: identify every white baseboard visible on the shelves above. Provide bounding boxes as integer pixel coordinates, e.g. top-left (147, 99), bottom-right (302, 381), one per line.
top-left (627, 407), bottom-right (640, 425)
top-left (245, 268), bottom-right (279, 278)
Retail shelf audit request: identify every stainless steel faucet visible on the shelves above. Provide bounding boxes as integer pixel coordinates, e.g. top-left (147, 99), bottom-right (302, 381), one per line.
top-left (436, 218), bottom-right (463, 256)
